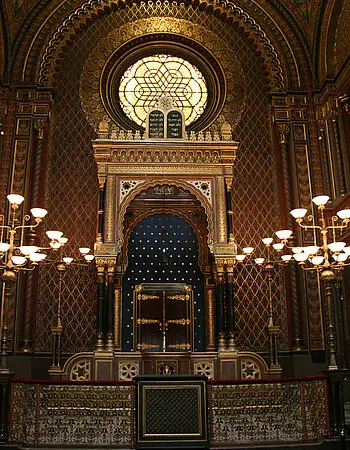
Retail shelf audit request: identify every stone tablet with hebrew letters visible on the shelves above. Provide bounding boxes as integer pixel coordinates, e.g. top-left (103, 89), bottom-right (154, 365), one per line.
top-left (167, 110), bottom-right (183, 139)
top-left (148, 110), bottom-right (164, 138)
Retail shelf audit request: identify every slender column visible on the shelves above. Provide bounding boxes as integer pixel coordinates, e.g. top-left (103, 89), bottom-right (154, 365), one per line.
top-left (21, 119), bottom-right (47, 352)
top-left (0, 280), bottom-right (15, 373)
top-left (225, 263), bottom-right (236, 350)
top-left (215, 262), bottom-right (225, 350)
top-left (322, 270), bottom-right (338, 370)
top-left (276, 123), bottom-right (304, 350)
top-left (330, 109), bottom-right (347, 196)
top-left (95, 262), bottom-right (105, 351)
top-left (205, 285), bottom-right (216, 351)
top-left (225, 179), bottom-right (234, 244)
top-left (97, 176), bottom-right (106, 243)
top-left (106, 263), bottom-right (115, 351)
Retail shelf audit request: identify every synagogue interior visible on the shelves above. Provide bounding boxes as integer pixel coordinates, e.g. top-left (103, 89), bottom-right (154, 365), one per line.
top-left (0, 0), bottom-right (349, 448)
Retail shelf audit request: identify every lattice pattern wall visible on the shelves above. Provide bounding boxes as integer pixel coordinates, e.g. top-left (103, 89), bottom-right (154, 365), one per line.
top-left (34, 2), bottom-right (287, 352)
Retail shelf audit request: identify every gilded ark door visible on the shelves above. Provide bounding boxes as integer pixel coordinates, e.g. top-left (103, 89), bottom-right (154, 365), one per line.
top-left (134, 283), bottom-right (193, 352)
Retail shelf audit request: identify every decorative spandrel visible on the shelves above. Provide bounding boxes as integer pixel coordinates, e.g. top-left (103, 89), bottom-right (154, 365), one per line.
top-left (134, 283), bottom-right (193, 352)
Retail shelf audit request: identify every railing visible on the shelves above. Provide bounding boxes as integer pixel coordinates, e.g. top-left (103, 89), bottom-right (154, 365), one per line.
top-left (8, 375), bottom-right (330, 448)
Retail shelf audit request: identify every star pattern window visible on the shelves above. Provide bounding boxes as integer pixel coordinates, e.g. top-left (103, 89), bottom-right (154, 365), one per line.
top-left (118, 54), bottom-right (208, 128)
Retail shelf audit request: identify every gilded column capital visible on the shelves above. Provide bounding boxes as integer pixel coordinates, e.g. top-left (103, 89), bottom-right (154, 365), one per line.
top-left (34, 118), bottom-right (49, 139)
top-left (224, 177), bottom-right (233, 191)
top-left (276, 123), bottom-right (290, 144)
top-left (98, 175), bottom-right (106, 189)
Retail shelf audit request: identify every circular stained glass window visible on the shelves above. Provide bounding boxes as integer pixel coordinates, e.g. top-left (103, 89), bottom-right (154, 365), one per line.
top-left (118, 54), bottom-right (208, 128)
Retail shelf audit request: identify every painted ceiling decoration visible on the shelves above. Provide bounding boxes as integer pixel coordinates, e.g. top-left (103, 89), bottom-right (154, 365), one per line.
top-left (0, 0), bottom-right (314, 90)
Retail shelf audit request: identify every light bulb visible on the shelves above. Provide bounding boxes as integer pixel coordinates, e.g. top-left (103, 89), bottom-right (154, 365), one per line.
top-left (63, 257), bottom-right (73, 264)
top-left (328, 242), bottom-right (346, 253)
top-left (281, 255), bottom-right (292, 262)
top-left (293, 253), bottom-right (308, 262)
top-left (337, 209), bottom-right (350, 220)
top-left (29, 253), bottom-right (47, 262)
top-left (19, 246), bottom-right (39, 255)
top-left (46, 230), bottom-right (63, 240)
top-left (343, 247), bottom-right (350, 254)
top-left (243, 247), bottom-right (254, 254)
top-left (79, 247), bottom-right (90, 255)
top-left (312, 195), bottom-right (329, 206)
top-left (262, 238), bottom-right (273, 245)
top-left (303, 246), bottom-right (319, 255)
top-left (333, 253), bottom-right (348, 262)
top-left (254, 258), bottom-right (265, 265)
top-left (50, 242), bottom-right (61, 249)
top-left (275, 230), bottom-right (293, 240)
top-left (311, 256), bottom-right (324, 266)
top-left (0, 242), bottom-right (11, 252)
top-left (292, 247), bottom-right (303, 254)
top-left (12, 255), bottom-right (26, 265)
top-left (236, 254), bottom-right (246, 262)
top-left (272, 243), bottom-right (284, 251)
top-left (290, 208), bottom-right (307, 219)
top-left (30, 208), bottom-right (48, 219)
top-left (58, 237), bottom-right (68, 244)
top-left (7, 194), bottom-right (24, 205)
top-left (84, 254), bottom-right (94, 261)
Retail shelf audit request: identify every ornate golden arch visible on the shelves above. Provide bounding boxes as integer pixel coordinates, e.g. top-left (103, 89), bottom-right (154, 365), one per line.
top-left (117, 179), bottom-right (214, 254)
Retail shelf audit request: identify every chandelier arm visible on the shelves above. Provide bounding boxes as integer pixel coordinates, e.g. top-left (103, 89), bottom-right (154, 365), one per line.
top-left (325, 224), bottom-right (350, 231)
top-left (14, 221), bottom-right (40, 233)
top-left (297, 223), bottom-right (322, 231)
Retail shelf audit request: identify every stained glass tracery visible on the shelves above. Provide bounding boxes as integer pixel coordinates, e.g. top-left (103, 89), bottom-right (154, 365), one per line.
top-left (119, 54), bottom-right (208, 127)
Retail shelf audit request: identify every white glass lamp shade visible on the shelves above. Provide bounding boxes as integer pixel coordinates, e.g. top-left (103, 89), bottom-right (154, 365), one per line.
top-left (84, 254), bottom-right (95, 261)
top-left (293, 253), bottom-right (308, 262)
top-left (292, 247), bottom-right (303, 254)
top-left (58, 237), bottom-right (68, 244)
top-left (337, 209), bottom-right (350, 220)
top-left (254, 258), bottom-right (265, 265)
top-left (290, 208), bottom-right (307, 219)
top-left (243, 247), bottom-right (254, 254)
top-left (281, 254), bottom-right (292, 262)
top-left (12, 255), bottom-right (26, 265)
top-left (328, 241), bottom-right (346, 253)
top-left (311, 256), bottom-right (324, 266)
top-left (0, 242), bottom-right (11, 252)
top-left (312, 195), bottom-right (329, 206)
top-left (19, 245), bottom-right (39, 255)
top-left (262, 238), bottom-right (273, 245)
top-left (275, 229), bottom-right (293, 240)
top-left (50, 241), bottom-right (61, 249)
top-left (46, 230), bottom-right (63, 240)
top-left (7, 194), bottom-right (24, 205)
top-left (79, 247), bottom-right (90, 255)
top-left (30, 208), bottom-right (48, 219)
top-left (333, 253), bottom-right (348, 262)
top-left (63, 257), bottom-right (73, 264)
top-left (29, 253), bottom-right (47, 262)
top-left (236, 254), bottom-right (246, 262)
top-left (303, 246), bottom-right (320, 256)
top-left (273, 243), bottom-right (284, 251)
top-left (343, 247), bottom-right (350, 254)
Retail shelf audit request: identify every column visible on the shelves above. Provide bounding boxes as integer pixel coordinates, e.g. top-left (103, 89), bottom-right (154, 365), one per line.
top-left (225, 262), bottom-right (236, 350)
top-left (215, 261), bottom-right (225, 351)
top-left (21, 119), bottom-right (48, 352)
top-left (106, 262), bottom-right (115, 352)
top-left (97, 176), bottom-right (106, 243)
top-left (225, 179), bottom-right (234, 244)
top-left (95, 261), bottom-right (105, 351)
